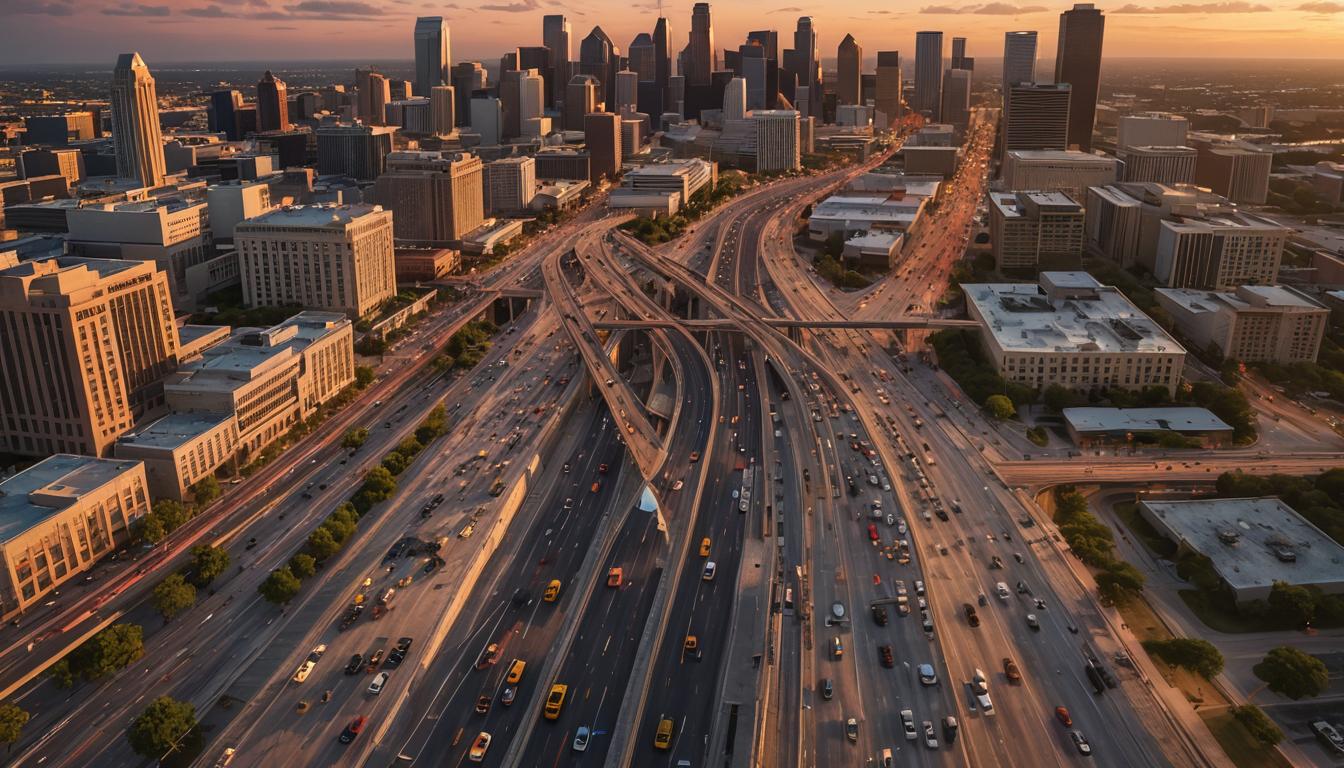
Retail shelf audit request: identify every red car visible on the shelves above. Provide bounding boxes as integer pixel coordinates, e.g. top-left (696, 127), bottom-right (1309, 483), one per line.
top-left (1055, 706), bottom-right (1072, 727)
top-left (868, 523), bottom-right (879, 542)
top-left (598, 463), bottom-right (609, 474)
top-left (339, 716), bottom-right (367, 744)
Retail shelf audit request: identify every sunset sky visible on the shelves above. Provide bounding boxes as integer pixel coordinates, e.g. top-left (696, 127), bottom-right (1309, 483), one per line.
top-left (1, 0), bottom-right (1341, 67)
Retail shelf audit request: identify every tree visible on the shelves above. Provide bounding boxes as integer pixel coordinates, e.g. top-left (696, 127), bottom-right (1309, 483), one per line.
top-left (1231, 705), bottom-right (1283, 747)
top-left (984, 394), bottom-right (1016, 421)
top-left (289, 553), bottom-right (317, 579)
top-left (305, 527), bottom-right (343, 561)
top-left (0, 702), bottom-right (30, 752)
top-left (135, 513), bottom-right (168, 545)
top-left (189, 476), bottom-right (221, 506)
top-left (126, 696), bottom-right (199, 761)
top-left (71, 623), bottom-right (144, 681)
top-left (1141, 638), bottom-right (1224, 679)
top-left (258, 567), bottom-right (302, 604)
top-left (341, 427), bottom-right (369, 450)
top-left (1267, 580), bottom-right (1316, 628)
top-left (152, 574), bottom-right (197, 622)
top-left (1042, 384), bottom-right (1083, 413)
top-left (1254, 646), bottom-right (1329, 700)
top-left (355, 366), bottom-right (376, 388)
top-left (47, 659), bottom-right (74, 689)
top-left (187, 544), bottom-right (229, 587)
top-left (1096, 561), bottom-right (1146, 604)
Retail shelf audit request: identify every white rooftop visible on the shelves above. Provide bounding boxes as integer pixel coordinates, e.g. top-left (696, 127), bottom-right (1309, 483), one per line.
top-left (169, 311), bottom-right (350, 394)
top-left (1156, 285), bottom-right (1326, 314)
top-left (0, 455), bottom-right (144, 543)
top-left (117, 411), bottom-right (234, 451)
top-left (1006, 149), bottom-right (1118, 165)
top-left (1062, 407), bottom-right (1231, 434)
top-left (1140, 497), bottom-right (1344, 594)
top-left (241, 203), bottom-right (384, 229)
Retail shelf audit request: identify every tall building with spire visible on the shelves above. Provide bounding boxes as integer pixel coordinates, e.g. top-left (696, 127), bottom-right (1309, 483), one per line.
top-left (580, 27), bottom-right (620, 108)
top-left (684, 2), bottom-right (715, 87)
top-left (914, 31), bottom-right (944, 121)
top-left (110, 53), bottom-right (165, 188)
top-left (414, 17), bottom-right (450, 100)
top-left (1055, 4), bottom-right (1105, 151)
top-left (256, 70), bottom-right (289, 132)
top-left (837, 34), bottom-right (862, 106)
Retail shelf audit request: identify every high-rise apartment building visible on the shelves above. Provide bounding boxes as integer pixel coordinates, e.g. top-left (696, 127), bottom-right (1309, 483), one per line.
top-left (585, 112), bottom-right (623, 183)
top-left (0, 257), bottom-right (180, 457)
top-left (110, 52), bottom-right (166, 188)
top-left (875, 51), bottom-right (902, 125)
top-left (914, 32), bottom-right (944, 121)
top-left (484, 156), bottom-right (537, 214)
top-left (1055, 3), bottom-right (1105, 151)
top-left (837, 34), bottom-right (862, 106)
top-left (414, 17), bottom-right (451, 100)
top-left (685, 3), bottom-right (716, 87)
top-left (543, 15), bottom-right (572, 107)
top-left (256, 70), bottom-right (289, 132)
top-left (1190, 135), bottom-right (1272, 205)
top-left (1003, 83), bottom-right (1070, 156)
top-left (1002, 31), bottom-right (1038, 92)
top-left (316, 123), bottom-right (396, 180)
top-left (374, 151), bottom-right (484, 243)
top-left (754, 110), bottom-right (801, 173)
top-left (235, 204), bottom-right (396, 318)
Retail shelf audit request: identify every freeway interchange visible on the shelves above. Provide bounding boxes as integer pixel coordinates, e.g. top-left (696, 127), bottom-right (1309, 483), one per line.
top-left (1, 113), bottom-right (1258, 768)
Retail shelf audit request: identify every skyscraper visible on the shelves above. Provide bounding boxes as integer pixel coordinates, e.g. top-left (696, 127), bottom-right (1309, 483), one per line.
top-left (837, 34), bottom-right (862, 106)
top-left (374, 151), bottom-right (484, 242)
top-left (615, 70), bottom-right (639, 113)
top-left (543, 15), bottom-right (572, 107)
top-left (653, 16), bottom-right (673, 96)
top-left (685, 3), bottom-right (716, 87)
top-left (584, 111), bottom-right (622, 183)
top-left (580, 26), bottom-right (620, 107)
top-left (357, 68), bottom-right (391, 125)
top-left (209, 90), bottom-right (243, 141)
top-left (875, 51), bottom-right (902, 125)
top-left (1002, 31), bottom-right (1037, 91)
top-left (110, 53), bottom-right (165, 188)
top-left (430, 85), bottom-right (455, 135)
top-left (941, 68), bottom-right (971, 131)
top-left (451, 62), bottom-right (485, 128)
top-left (1003, 83), bottom-right (1071, 156)
top-left (565, 75), bottom-right (599, 131)
top-left (256, 70), bottom-right (289, 132)
top-left (913, 32), bottom-right (944, 121)
top-left (724, 76), bottom-right (747, 121)
top-left (520, 69), bottom-right (545, 126)
top-left (950, 37), bottom-right (973, 71)
top-left (413, 17), bottom-right (451, 100)
top-left (629, 34), bottom-right (656, 82)
top-left (787, 17), bottom-right (821, 116)
top-left (1055, 4), bottom-right (1105, 151)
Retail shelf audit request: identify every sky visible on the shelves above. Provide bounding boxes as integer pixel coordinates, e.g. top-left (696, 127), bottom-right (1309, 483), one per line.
top-left (0, 0), bottom-right (1341, 67)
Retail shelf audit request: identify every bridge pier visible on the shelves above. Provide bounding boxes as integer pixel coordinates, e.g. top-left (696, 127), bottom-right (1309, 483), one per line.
top-left (490, 295), bottom-right (532, 325)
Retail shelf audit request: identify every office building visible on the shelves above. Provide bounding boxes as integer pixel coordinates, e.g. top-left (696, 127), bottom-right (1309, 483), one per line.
top-left (1118, 145), bottom-right (1197, 185)
top-left (18, 147), bottom-right (84, 188)
top-left (987, 191), bottom-right (1086, 270)
top-left (356, 68), bottom-right (391, 126)
top-left (1001, 149), bottom-right (1117, 202)
top-left (1309, 161), bottom-right (1344, 208)
top-left (451, 62), bottom-right (486, 128)
top-left (629, 33), bottom-right (657, 82)
top-left (724, 77), bottom-right (748, 121)
top-left (535, 149), bottom-right (592, 182)
top-left (613, 158), bottom-right (716, 211)
top-left (621, 118), bottom-right (642, 157)
top-left (1002, 31), bottom-right (1038, 92)
top-left (374, 150), bottom-right (484, 243)
top-left (1084, 182), bottom-right (1241, 271)
top-left (784, 17), bottom-right (821, 118)
top-left (206, 180), bottom-right (274, 244)
top-left (585, 112), bottom-right (622, 183)
top-left (23, 112), bottom-right (98, 146)
top-left (256, 70), bottom-right (289, 132)
top-left (414, 17), bottom-right (451, 100)
top-left (566, 76), bottom-right (599, 131)
top-left (685, 2), bottom-right (717, 87)
top-left (0, 455), bottom-right (150, 614)
top-left (1191, 135), bottom-right (1272, 205)
top-left (875, 52), bottom-right (902, 126)
top-left (484, 156), bottom-right (537, 214)
top-left (1156, 285), bottom-right (1328, 363)
top-left (163, 312), bottom-right (354, 472)
top-left (837, 34), bottom-right (862, 106)
top-left (1062, 407), bottom-right (1232, 448)
top-left (950, 36), bottom-right (972, 72)
top-left (110, 52), bottom-right (166, 188)
top-left (616, 70), bottom-right (640, 114)
top-left (316, 124), bottom-right (395, 180)
top-left (754, 110), bottom-right (801, 173)
top-left (964, 271), bottom-right (1185, 395)
top-left (580, 26), bottom-right (620, 106)
top-left (543, 14), bottom-right (573, 107)
top-left (940, 69), bottom-right (972, 132)
top-left (209, 90), bottom-right (243, 140)
top-left (1117, 113), bottom-right (1188, 151)
top-left (470, 97), bottom-right (503, 146)
top-left (913, 32), bottom-right (944, 121)
top-left (0, 257), bottom-right (180, 457)
top-left (653, 16), bottom-right (673, 98)
top-left (1155, 211), bottom-right (1288, 290)
top-left (235, 204), bottom-right (396, 318)
top-left (1054, 4), bottom-right (1105, 151)
top-left (430, 85), bottom-right (455, 135)
top-left (1003, 83), bottom-right (1070, 156)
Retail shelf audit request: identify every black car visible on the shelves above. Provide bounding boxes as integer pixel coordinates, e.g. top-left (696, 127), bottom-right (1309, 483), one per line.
top-left (821, 679), bottom-right (834, 700)
top-left (344, 654), bottom-right (363, 674)
top-left (396, 637), bottom-right (414, 653)
top-left (872, 605), bottom-right (889, 626)
top-left (879, 645), bottom-right (895, 668)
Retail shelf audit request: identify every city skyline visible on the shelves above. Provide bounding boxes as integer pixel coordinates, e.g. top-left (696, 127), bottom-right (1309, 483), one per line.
top-left (1, 0), bottom-right (1341, 66)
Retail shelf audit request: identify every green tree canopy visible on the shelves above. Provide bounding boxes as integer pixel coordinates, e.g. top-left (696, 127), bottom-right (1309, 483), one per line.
top-left (984, 394), bottom-right (1016, 420)
top-left (258, 567), bottom-right (302, 605)
top-left (1141, 638), bottom-right (1223, 679)
top-left (1231, 705), bottom-right (1283, 746)
top-left (187, 544), bottom-right (230, 587)
top-left (1267, 581), bottom-right (1316, 628)
top-left (289, 553), bottom-right (317, 579)
top-left (126, 696), bottom-right (199, 761)
top-left (341, 427), bottom-right (369, 450)
top-left (1254, 646), bottom-right (1329, 700)
top-left (152, 574), bottom-right (197, 622)
top-left (0, 702), bottom-right (30, 752)
top-left (71, 623), bottom-right (144, 681)
top-left (190, 476), bottom-right (221, 506)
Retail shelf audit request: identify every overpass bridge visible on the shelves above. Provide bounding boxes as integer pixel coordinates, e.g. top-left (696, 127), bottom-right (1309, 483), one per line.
top-left (593, 318), bottom-right (978, 330)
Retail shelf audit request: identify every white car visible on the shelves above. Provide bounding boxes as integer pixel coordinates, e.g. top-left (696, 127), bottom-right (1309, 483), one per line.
top-left (923, 721), bottom-right (939, 749)
top-left (292, 660), bottom-right (315, 683)
top-left (367, 671), bottom-right (389, 694)
top-left (901, 709), bottom-right (917, 740)
top-left (573, 726), bottom-right (590, 752)
top-left (703, 561), bottom-right (717, 581)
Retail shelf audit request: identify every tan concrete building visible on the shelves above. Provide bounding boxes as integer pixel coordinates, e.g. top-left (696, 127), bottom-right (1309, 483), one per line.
top-left (0, 455), bottom-right (149, 614)
top-left (394, 247), bottom-right (459, 282)
top-left (235, 204), bottom-right (396, 319)
top-left (987, 190), bottom-right (1085, 271)
top-left (115, 411), bottom-right (240, 500)
top-left (0, 257), bottom-right (180, 458)
top-left (164, 311), bottom-right (354, 463)
top-left (374, 151), bottom-right (484, 243)
top-left (1155, 285), bottom-right (1329, 363)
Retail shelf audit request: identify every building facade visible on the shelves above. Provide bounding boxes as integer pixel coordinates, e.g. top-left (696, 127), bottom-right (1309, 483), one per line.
top-left (1001, 150), bottom-right (1117, 202)
top-left (110, 53), bottom-right (166, 188)
top-left (373, 151), bottom-right (485, 243)
top-left (1156, 285), bottom-right (1328, 363)
top-left (1154, 212), bottom-right (1288, 290)
top-left (988, 191), bottom-right (1086, 270)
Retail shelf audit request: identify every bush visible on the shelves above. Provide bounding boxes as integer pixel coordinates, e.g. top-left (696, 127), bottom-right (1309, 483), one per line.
top-left (1231, 705), bottom-right (1283, 747)
top-left (1253, 646), bottom-right (1329, 700)
top-left (1177, 381), bottom-right (1257, 444)
top-left (1141, 637), bottom-right (1224, 678)
top-left (355, 366), bottom-right (376, 388)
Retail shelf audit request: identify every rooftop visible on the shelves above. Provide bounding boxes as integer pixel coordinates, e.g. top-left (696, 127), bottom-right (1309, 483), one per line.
top-left (965, 273), bottom-right (1184, 355)
top-left (0, 455), bottom-right (144, 543)
top-left (117, 411), bottom-right (234, 451)
top-left (169, 311), bottom-right (350, 394)
top-left (1005, 150), bottom-right (1118, 165)
top-left (1156, 285), bottom-right (1326, 315)
top-left (1140, 497), bottom-right (1344, 593)
top-left (238, 203), bottom-right (384, 229)
top-left (1062, 407), bottom-right (1231, 434)
top-left (989, 190), bottom-right (1082, 218)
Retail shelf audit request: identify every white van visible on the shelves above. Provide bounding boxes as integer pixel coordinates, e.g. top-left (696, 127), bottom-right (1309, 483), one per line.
top-left (367, 671), bottom-right (389, 694)
top-left (995, 582), bottom-right (1010, 600)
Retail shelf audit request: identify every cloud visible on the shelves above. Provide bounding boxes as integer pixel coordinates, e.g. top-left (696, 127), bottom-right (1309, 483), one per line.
top-left (1112, 1), bottom-right (1271, 11)
top-left (286, 0), bottom-right (383, 13)
top-left (2, 0), bottom-right (74, 15)
top-left (102, 3), bottom-right (171, 15)
top-left (1297, 0), bottom-right (1343, 10)
top-left (778, 6), bottom-right (804, 11)
top-left (268, 24), bottom-right (297, 28)
top-left (184, 4), bottom-right (236, 16)
top-left (480, 0), bottom-right (539, 10)
top-left (920, 2), bottom-right (1045, 12)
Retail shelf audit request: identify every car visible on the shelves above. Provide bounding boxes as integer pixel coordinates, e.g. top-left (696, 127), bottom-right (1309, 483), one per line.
top-left (506, 659), bottom-right (526, 684)
top-left (914, 580), bottom-right (925, 596)
top-left (500, 687), bottom-right (516, 706)
top-left (963, 603), bottom-right (980, 627)
top-left (572, 725), bottom-right (590, 752)
top-left (367, 672), bottom-right (389, 694)
top-left (943, 715), bottom-right (959, 744)
top-left (923, 721), bottom-right (939, 749)
top-left (918, 663), bottom-right (938, 685)
top-left (654, 718), bottom-right (674, 749)
top-left (845, 718), bottom-right (859, 742)
top-left (1003, 658), bottom-right (1022, 682)
top-left (468, 731), bottom-right (491, 762)
top-left (901, 709), bottom-right (917, 740)
top-left (820, 679), bottom-right (833, 700)
top-left (344, 654), bottom-right (363, 675)
top-left (598, 463), bottom-right (609, 474)
top-left (689, 451), bottom-right (700, 463)
top-left (1055, 706), bottom-right (1073, 727)
top-left (700, 537), bottom-right (712, 557)
top-left (293, 660), bottom-right (316, 683)
top-left (543, 684), bottom-right (568, 719)
top-left (672, 480), bottom-right (684, 491)
top-left (607, 567), bottom-right (623, 587)
top-left (544, 580), bottom-right (562, 602)
top-left (1070, 730), bottom-right (1092, 756)
top-left (1026, 614), bottom-right (1040, 630)
top-left (879, 645), bottom-right (894, 668)
top-left (831, 636), bottom-right (844, 658)
top-left (562, 462), bottom-right (571, 473)
top-left (1014, 552), bottom-right (1025, 563)
top-left (590, 481), bottom-right (601, 493)
top-left (365, 650), bottom-right (385, 672)
top-left (872, 605), bottom-right (888, 626)
top-left (703, 561), bottom-right (716, 581)
top-left (475, 695), bottom-right (491, 714)
top-left (339, 716), bottom-right (366, 744)
top-left (476, 643), bottom-right (500, 669)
